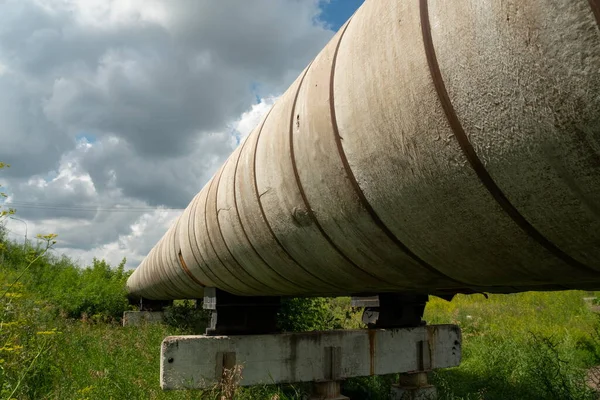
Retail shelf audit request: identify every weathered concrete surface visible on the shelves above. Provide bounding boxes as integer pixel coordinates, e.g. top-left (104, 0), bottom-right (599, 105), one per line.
top-left (391, 372), bottom-right (437, 400)
top-left (310, 381), bottom-right (349, 400)
top-left (127, 0), bottom-right (600, 300)
top-left (391, 386), bottom-right (437, 400)
top-left (160, 324), bottom-right (461, 390)
top-left (122, 311), bottom-right (165, 327)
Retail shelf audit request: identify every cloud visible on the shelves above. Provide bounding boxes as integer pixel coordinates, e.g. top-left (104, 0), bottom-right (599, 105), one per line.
top-left (2, 96), bottom-right (280, 267)
top-left (51, 209), bottom-right (182, 269)
top-left (0, 0), bottom-right (334, 268)
top-left (234, 96), bottom-right (279, 141)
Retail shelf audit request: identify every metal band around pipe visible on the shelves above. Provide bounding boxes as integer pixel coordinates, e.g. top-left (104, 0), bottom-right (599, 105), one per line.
top-left (214, 159), bottom-right (278, 292)
top-left (252, 70), bottom-right (345, 291)
top-left (205, 165), bottom-right (263, 292)
top-left (329, 15), bottom-right (472, 287)
top-left (419, 0), bottom-right (595, 277)
top-left (589, 0), bottom-right (600, 28)
top-left (232, 117), bottom-right (312, 291)
top-left (177, 250), bottom-right (206, 287)
top-left (289, 28), bottom-right (389, 286)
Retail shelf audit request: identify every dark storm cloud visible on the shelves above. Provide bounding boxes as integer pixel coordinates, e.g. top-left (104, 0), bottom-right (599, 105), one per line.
top-left (0, 0), bottom-right (335, 265)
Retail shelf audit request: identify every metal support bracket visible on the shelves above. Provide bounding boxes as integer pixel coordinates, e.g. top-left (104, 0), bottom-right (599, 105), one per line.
top-left (134, 298), bottom-right (172, 312)
top-left (203, 287), bottom-right (281, 335)
top-left (353, 293), bottom-right (428, 328)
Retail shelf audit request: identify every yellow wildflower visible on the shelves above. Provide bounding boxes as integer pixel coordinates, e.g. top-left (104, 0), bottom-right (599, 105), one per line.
top-left (36, 330), bottom-right (61, 335)
top-left (77, 386), bottom-right (94, 395)
top-left (0, 345), bottom-right (23, 352)
top-left (0, 321), bottom-right (21, 328)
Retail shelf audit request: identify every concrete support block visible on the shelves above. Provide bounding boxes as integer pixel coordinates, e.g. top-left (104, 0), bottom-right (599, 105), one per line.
top-left (122, 311), bottom-right (165, 327)
top-left (160, 324), bottom-right (461, 390)
top-left (310, 381), bottom-right (349, 400)
top-left (391, 385), bottom-right (437, 400)
top-left (391, 373), bottom-right (437, 400)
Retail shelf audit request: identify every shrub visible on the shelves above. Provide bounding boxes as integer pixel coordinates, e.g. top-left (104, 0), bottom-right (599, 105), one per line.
top-left (163, 300), bottom-right (210, 334)
top-left (44, 257), bottom-right (133, 322)
top-left (0, 235), bottom-right (133, 322)
top-left (277, 296), bottom-right (361, 332)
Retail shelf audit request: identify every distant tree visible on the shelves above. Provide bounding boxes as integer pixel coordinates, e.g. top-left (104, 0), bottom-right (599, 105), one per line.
top-left (0, 161), bottom-right (15, 223)
top-left (0, 161), bottom-right (15, 248)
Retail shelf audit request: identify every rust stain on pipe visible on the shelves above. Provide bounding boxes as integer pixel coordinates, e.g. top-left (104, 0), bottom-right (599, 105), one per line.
top-left (177, 250), bottom-right (205, 287)
top-left (589, 0), bottom-right (600, 28)
top-left (368, 329), bottom-right (376, 376)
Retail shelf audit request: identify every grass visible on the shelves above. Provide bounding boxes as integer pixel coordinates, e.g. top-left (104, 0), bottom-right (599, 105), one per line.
top-left (1, 230), bottom-right (600, 399)
top-left (427, 292), bottom-right (600, 400)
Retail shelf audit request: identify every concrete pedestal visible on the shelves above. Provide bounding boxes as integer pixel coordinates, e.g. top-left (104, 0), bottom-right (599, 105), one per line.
top-left (310, 381), bottom-right (349, 400)
top-left (391, 385), bottom-right (437, 400)
top-left (122, 311), bottom-right (165, 327)
top-left (391, 372), bottom-right (437, 400)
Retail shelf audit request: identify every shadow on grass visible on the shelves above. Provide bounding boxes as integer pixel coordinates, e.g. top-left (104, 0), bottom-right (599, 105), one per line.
top-left (432, 364), bottom-right (596, 400)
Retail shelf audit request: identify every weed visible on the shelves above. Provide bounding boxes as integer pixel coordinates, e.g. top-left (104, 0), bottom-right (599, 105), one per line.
top-left (1, 201), bottom-right (600, 399)
top-left (277, 296), bottom-right (362, 332)
top-left (163, 300), bottom-right (211, 334)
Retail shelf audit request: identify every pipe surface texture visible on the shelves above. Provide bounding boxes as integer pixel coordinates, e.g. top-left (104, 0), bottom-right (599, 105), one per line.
top-left (127, 0), bottom-right (600, 300)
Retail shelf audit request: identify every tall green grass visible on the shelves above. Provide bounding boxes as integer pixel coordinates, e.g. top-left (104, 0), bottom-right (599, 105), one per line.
top-left (428, 292), bottom-right (600, 400)
top-left (2, 229), bottom-right (600, 399)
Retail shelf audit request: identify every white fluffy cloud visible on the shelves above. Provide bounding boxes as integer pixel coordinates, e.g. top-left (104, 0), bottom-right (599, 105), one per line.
top-left (0, 0), bottom-right (335, 268)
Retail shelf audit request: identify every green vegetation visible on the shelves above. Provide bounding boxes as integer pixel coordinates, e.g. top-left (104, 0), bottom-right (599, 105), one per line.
top-left (0, 162), bottom-right (15, 223)
top-left (2, 164), bottom-right (600, 399)
top-left (2, 228), bottom-right (599, 399)
top-left (1, 238), bottom-right (129, 323)
top-left (277, 296), bottom-right (362, 332)
top-left (428, 292), bottom-right (600, 400)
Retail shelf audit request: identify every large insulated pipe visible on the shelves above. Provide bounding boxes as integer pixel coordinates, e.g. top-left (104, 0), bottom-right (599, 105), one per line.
top-left (127, 0), bottom-right (600, 300)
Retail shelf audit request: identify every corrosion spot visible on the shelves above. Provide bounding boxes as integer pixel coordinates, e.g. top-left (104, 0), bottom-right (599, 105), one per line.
top-left (178, 250), bottom-right (206, 287)
top-left (368, 329), bottom-right (376, 376)
top-left (292, 207), bottom-right (312, 227)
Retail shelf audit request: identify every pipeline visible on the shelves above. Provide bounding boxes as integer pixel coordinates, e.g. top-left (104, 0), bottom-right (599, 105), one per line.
top-left (126, 0), bottom-right (600, 300)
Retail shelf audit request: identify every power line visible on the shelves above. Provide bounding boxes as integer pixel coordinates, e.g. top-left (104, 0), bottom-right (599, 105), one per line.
top-left (6, 200), bottom-right (175, 209)
top-left (6, 200), bottom-right (182, 210)
top-left (0, 201), bottom-right (184, 213)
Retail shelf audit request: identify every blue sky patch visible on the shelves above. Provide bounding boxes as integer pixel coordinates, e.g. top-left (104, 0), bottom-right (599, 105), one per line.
top-left (319, 0), bottom-right (365, 31)
top-left (250, 82), bottom-right (263, 103)
top-left (75, 132), bottom-right (97, 144)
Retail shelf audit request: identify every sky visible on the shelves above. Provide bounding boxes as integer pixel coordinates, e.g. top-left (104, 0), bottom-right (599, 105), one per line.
top-left (0, 0), bottom-right (365, 269)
